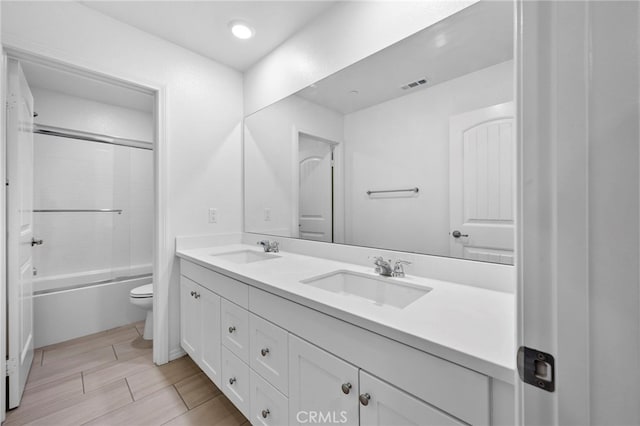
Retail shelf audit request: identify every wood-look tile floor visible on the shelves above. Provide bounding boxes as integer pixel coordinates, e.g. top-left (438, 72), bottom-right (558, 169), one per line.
top-left (6, 322), bottom-right (249, 426)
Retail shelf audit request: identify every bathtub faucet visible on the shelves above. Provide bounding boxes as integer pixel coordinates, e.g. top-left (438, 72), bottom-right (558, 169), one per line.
top-left (257, 240), bottom-right (279, 253)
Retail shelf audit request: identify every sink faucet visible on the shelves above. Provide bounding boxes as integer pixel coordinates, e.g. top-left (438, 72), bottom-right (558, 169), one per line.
top-left (372, 256), bottom-right (412, 277)
top-left (373, 256), bottom-right (393, 277)
top-left (257, 240), bottom-right (279, 253)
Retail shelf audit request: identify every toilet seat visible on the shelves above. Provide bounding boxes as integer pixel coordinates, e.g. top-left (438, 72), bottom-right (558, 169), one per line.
top-left (130, 284), bottom-right (153, 298)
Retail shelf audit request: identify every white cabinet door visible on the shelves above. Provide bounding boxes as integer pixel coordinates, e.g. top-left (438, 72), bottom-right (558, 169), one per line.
top-left (359, 371), bottom-right (465, 426)
top-left (199, 287), bottom-right (221, 387)
top-left (221, 298), bottom-right (249, 363)
top-left (289, 335), bottom-right (358, 426)
top-left (250, 369), bottom-right (289, 426)
top-left (250, 313), bottom-right (289, 395)
top-left (222, 346), bottom-right (251, 418)
top-left (180, 277), bottom-right (201, 358)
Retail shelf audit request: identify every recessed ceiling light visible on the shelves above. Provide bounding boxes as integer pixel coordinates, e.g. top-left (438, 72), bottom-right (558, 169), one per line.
top-left (229, 21), bottom-right (254, 40)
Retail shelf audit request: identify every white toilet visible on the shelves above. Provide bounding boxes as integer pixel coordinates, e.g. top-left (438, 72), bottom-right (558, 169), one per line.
top-left (130, 284), bottom-right (153, 340)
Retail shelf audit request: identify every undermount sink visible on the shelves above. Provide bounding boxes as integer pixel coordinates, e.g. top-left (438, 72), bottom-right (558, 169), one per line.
top-left (300, 270), bottom-right (430, 309)
top-left (211, 250), bottom-right (280, 264)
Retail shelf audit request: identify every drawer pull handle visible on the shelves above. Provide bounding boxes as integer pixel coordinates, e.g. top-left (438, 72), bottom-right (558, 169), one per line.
top-left (228, 326), bottom-right (236, 333)
top-left (262, 409), bottom-right (270, 419)
top-left (261, 348), bottom-right (270, 357)
top-left (359, 393), bottom-right (371, 406)
top-left (229, 377), bottom-right (236, 385)
top-left (341, 383), bottom-right (352, 395)
top-left (190, 291), bottom-right (195, 297)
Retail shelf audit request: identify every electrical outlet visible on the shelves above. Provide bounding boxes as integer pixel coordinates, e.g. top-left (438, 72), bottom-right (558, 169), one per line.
top-left (208, 208), bottom-right (217, 223)
top-left (264, 208), bottom-right (271, 221)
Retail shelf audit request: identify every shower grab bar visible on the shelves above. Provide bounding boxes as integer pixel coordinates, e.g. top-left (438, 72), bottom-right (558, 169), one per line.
top-left (366, 187), bottom-right (419, 195)
top-left (34, 209), bottom-right (123, 214)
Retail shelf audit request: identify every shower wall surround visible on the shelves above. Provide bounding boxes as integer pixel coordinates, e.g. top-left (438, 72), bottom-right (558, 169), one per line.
top-left (32, 88), bottom-right (154, 291)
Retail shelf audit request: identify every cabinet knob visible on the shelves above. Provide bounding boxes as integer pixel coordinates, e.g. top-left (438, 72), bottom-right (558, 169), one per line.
top-left (229, 377), bottom-right (236, 385)
top-left (228, 326), bottom-right (236, 333)
top-left (261, 409), bottom-right (270, 419)
top-left (261, 348), bottom-right (270, 357)
top-left (359, 393), bottom-right (371, 406)
top-left (341, 383), bottom-right (352, 395)
top-left (194, 293), bottom-right (200, 299)
top-left (190, 291), bottom-right (195, 297)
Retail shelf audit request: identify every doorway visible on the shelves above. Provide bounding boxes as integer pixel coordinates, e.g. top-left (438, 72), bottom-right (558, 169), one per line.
top-left (4, 55), bottom-right (158, 409)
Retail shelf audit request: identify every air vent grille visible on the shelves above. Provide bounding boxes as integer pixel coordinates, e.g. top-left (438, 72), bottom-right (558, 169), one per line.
top-left (401, 78), bottom-right (428, 90)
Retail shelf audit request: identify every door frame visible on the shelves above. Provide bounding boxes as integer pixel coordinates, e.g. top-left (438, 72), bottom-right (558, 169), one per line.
top-left (0, 46), bottom-right (171, 379)
top-left (291, 127), bottom-right (344, 243)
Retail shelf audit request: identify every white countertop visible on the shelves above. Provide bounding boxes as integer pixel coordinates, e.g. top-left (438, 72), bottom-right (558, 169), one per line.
top-left (176, 244), bottom-right (516, 383)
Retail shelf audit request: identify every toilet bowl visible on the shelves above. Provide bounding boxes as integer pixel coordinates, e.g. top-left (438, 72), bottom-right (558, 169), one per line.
top-left (130, 284), bottom-right (153, 340)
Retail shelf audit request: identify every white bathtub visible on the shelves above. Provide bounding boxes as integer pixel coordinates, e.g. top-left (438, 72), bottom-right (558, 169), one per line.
top-left (34, 272), bottom-right (152, 348)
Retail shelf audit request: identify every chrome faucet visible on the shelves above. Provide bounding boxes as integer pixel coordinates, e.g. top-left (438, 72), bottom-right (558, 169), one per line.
top-left (257, 240), bottom-right (279, 253)
top-left (373, 256), bottom-right (393, 277)
top-left (372, 256), bottom-right (412, 277)
top-left (392, 260), bottom-right (412, 278)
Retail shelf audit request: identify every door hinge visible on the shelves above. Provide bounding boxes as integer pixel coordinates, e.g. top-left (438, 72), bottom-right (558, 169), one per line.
top-left (6, 358), bottom-right (17, 376)
top-left (517, 346), bottom-right (555, 392)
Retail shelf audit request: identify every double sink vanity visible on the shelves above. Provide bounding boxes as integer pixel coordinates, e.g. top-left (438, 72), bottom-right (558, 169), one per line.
top-left (176, 3), bottom-right (517, 424)
top-left (176, 236), bottom-right (515, 426)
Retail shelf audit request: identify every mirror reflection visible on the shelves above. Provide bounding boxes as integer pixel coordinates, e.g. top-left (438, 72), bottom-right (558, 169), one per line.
top-left (244, 1), bottom-right (515, 264)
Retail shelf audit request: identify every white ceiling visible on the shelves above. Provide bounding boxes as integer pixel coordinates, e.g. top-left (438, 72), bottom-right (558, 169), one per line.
top-left (296, 1), bottom-right (513, 114)
top-left (80, 1), bottom-right (337, 71)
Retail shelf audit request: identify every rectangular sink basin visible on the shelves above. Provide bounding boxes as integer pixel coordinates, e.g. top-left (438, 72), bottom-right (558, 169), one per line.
top-left (300, 270), bottom-right (430, 309)
top-left (211, 250), bottom-right (280, 264)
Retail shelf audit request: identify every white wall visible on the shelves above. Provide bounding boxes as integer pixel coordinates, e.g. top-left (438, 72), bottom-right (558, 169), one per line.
top-left (2, 1), bottom-right (243, 360)
top-left (344, 61), bottom-right (513, 254)
top-left (244, 1), bottom-right (478, 115)
top-left (244, 95), bottom-right (343, 237)
top-left (32, 87), bottom-right (153, 141)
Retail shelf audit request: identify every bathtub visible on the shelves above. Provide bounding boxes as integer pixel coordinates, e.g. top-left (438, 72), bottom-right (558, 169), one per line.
top-left (34, 269), bottom-right (152, 348)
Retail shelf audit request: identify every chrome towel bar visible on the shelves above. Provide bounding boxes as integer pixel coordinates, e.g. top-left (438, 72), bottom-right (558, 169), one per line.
top-left (34, 209), bottom-right (123, 214)
top-left (366, 187), bottom-right (419, 195)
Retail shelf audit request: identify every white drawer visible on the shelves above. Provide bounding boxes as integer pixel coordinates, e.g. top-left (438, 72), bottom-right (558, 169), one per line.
top-left (250, 370), bottom-right (289, 426)
top-left (221, 346), bottom-right (250, 419)
top-left (222, 298), bottom-right (249, 363)
top-left (180, 259), bottom-right (248, 308)
top-left (250, 313), bottom-right (289, 396)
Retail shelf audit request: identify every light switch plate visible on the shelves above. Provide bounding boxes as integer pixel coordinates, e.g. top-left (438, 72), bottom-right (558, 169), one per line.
top-left (208, 208), bottom-right (218, 223)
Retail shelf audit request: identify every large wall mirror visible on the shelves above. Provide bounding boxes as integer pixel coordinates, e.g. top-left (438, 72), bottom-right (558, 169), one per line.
top-left (244, 1), bottom-right (515, 264)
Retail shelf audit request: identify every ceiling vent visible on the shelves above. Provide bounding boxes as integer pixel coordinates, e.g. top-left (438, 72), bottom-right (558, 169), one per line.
top-left (401, 78), bottom-right (428, 90)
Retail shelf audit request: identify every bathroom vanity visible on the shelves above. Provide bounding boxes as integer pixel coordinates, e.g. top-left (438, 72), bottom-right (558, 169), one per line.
top-left (176, 240), bottom-right (515, 426)
top-left (177, 3), bottom-right (516, 424)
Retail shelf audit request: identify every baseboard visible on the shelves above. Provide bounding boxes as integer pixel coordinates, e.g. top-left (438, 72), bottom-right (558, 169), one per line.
top-left (169, 346), bottom-right (186, 361)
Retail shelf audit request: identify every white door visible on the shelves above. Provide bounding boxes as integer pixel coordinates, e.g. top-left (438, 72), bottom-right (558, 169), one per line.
top-left (180, 277), bottom-right (201, 358)
top-left (449, 102), bottom-right (514, 264)
top-left (359, 371), bottom-right (464, 426)
top-left (298, 134), bottom-right (333, 242)
top-left (199, 287), bottom-right (221, 388)
top-left (289, 335), bottom-right (358, 426)
top-left (6, 59), bottom-right (35, 408)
